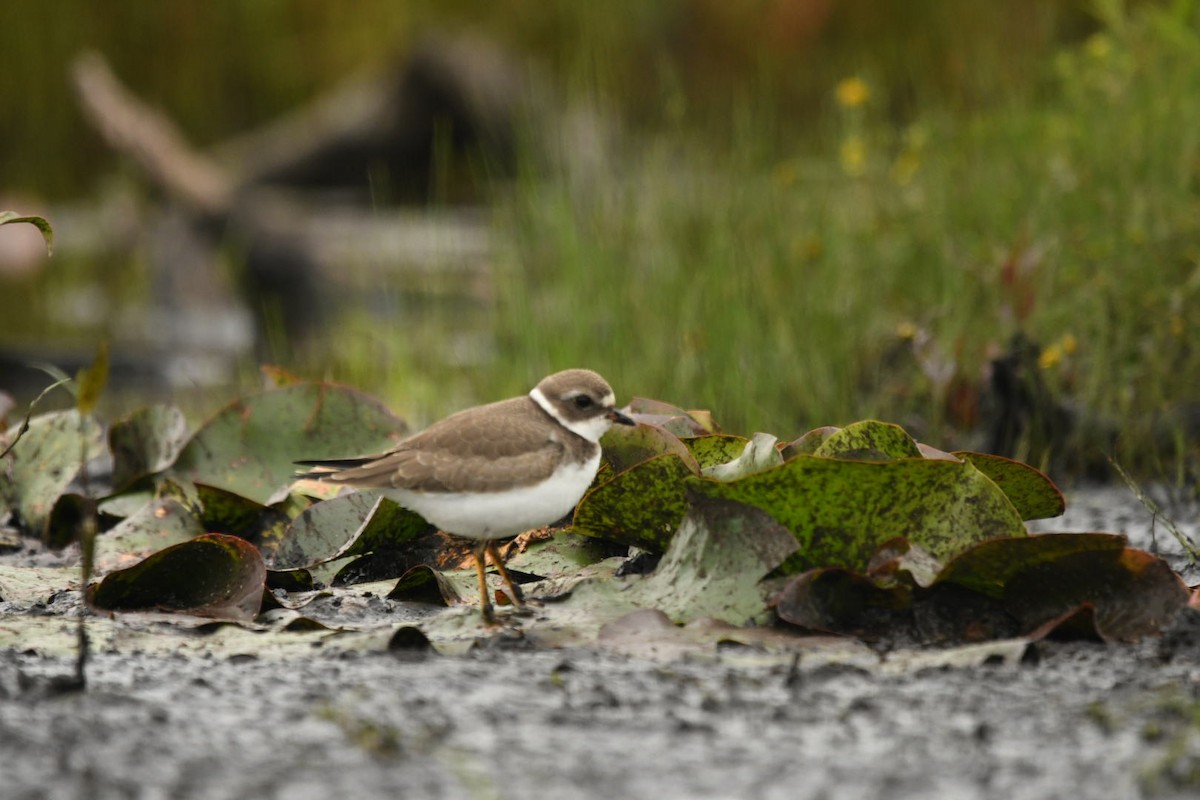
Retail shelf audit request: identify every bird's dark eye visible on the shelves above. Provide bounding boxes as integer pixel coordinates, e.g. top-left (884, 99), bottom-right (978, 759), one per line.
top-left (573, 395), bottom-right (594, 410)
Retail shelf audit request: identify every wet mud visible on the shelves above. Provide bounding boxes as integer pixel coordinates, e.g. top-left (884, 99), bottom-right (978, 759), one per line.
top-left (1, 487), bottom-right (1197, 800)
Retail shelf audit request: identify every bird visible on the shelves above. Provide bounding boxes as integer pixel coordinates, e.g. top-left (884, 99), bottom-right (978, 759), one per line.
top-left (296, 368), bottom-right (635, 621)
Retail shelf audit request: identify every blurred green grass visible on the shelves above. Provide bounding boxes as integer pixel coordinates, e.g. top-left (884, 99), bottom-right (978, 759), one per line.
top-left (3, 1), bottom-right (1198, 482)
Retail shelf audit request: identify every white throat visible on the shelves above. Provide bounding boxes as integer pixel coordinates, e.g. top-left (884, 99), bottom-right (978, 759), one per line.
top-left (530, 386), bottom-right (612, 443)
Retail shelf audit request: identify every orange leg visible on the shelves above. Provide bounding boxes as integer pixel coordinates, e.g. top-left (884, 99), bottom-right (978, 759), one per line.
top-left (486, 539), bottom-right (525, 609)
top-left (473, 542), bottom-right (495, 623)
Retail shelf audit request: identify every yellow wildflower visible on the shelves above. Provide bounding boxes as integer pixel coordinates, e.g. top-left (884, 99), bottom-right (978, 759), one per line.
top-left (1038, 343), bottom-right (1063, 370)
top-left (836, 77), bottom-right (870, 108)
top-left (839, 135), bottom-right (867, 176)
top-left (1060, 333), bottom-right (1078, 355)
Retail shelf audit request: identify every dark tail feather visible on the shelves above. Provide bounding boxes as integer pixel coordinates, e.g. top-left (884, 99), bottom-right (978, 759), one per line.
top-left (294, 456), bottom-right (374, 480)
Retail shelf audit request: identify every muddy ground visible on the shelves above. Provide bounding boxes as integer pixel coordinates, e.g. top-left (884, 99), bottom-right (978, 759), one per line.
top-left (1, 487), bottom-right (1198, 800)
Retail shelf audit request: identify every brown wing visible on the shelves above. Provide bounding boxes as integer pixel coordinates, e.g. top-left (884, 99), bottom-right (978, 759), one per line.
top-left (313, 396), bottom-right (584, 492)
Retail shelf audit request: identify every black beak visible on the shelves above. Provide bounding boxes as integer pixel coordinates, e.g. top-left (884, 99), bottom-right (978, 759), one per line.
top-left (607, 408), bottom-right (636, 426)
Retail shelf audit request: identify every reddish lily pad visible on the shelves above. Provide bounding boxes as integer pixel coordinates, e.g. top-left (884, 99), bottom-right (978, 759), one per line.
top-left (774, 567), bottom-right (910, 637)
top-left (779, 426), bottom-right (840, 459)
top-left (940, 534), bottom-right (1189, 642)
top-left (88, 533), bottom-right (266, 621)
top-left (170, 383), bottom-right (408, 505)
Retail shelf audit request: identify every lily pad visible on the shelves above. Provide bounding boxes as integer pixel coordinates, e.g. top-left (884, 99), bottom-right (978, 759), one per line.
top-left (504, 530), bottom-right (622, 577)
top-left (600, 422), bottom-right (699, 474)
top-left (952, 451), bottom-right (1065, 521)
top-left (701, 432), bottom-right (783, 481)
top-left (88, 533), bottom-right (266, 621)
top-left (812, 420), bottom-right (922, 460)
top-left (774, 567), bottom-right (910, 637)
top-left (108, 405), bottom-right (190, 491)
top-left (1, 410), bottom-right (104, 538)
top-left (94, 497), bottom-right (207, 574)
top-left (561, 496), bottom-right (798, 628)
top-left (268, 493), bottom-right (429, 570)
top-left (170, 383), bottom-right (408, 505)
top-left (779, 426), bottom-right (840, 459)
top-left (684, 434), bottom-right (750, 470)
top-left (938, 533), bottom-right (1188, 642)
top-left (701, 455), bottom-right (1027, 574)
top-left (572, 454), bottom-right (694, 551)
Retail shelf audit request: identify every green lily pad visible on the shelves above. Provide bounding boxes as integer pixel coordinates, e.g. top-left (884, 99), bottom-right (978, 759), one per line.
top-left (684, 434), bottom-right (750, 470)
top-left (701, 455), bottom-right (1027, 574)
top-left (88, 533), bottom-right (266, 621)
top-left (600, 422), bottom-right (699, 475)
top-left (170, 383), bottom-right (408, 505)
top-left (267, 492), bottom-right (429, 570)
top-left (1, 410), bottom-right (103, 538)
top-left (952, 451), bottom-right (1065, 520)
top-left (387, 564), bottom-right (474, 606)
top-left (558, 496), bottom-right (798, 627)
top-left (94, 497), bottom-right (206, 574)
top-left (572, 454), bottom-right (694, 551)
top-left (108, 405), bottom-right (190, 491)
top-left (812, 420), bottom-right (922, 460)
top-left (504, 531), bottom-right (622, 577)
top-left (701, 432), bottom-right (783, 480)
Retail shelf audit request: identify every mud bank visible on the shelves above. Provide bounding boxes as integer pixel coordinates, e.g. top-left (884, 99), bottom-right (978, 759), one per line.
top-left (0, 487), bottom-right (1197, 800)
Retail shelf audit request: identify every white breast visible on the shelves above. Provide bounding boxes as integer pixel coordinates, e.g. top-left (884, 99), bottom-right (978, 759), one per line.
top-left (381, 451), bottom-right (602, 539)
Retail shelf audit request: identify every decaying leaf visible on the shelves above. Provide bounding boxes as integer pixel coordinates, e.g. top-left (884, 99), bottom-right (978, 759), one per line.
top-left (170, 383), bottom-right (408, 505)
top-left (0, 410), bottom-right (103, 539)
top-left (88, 533), bottom-right (266, 621)
top-left (108, 405), bottom-right (190, 491)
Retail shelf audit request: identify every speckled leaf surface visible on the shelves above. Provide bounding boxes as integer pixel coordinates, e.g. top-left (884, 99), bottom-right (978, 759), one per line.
top-left (1, 410), bottom-right (103, 537)
top-left (267, 492), bottom-right (383, 570)
top-left (812, 420), bottom-right (922, 460)
top-left (684, 434), bottom-right (750, 470)
top-left (700, 455), bottom-right (1027, 574)
top-left (572, 454), bottom-right (693, 551)
top-left (952, 451), bottom-right (1065, 520)
top-left (89, 533), bottom-right (266, 621)
top-left (600, 422), bottom-right (699, 474)
top-left (170, 383), bottom-right (408, 505)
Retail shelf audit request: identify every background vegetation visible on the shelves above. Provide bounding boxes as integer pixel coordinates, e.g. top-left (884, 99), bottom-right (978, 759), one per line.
top-left (2, 0), bottom-right (1198, 484)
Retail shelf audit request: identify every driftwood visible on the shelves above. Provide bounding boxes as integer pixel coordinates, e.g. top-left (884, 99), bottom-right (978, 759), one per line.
top-left (69, 35), bottom-right (534, 352)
